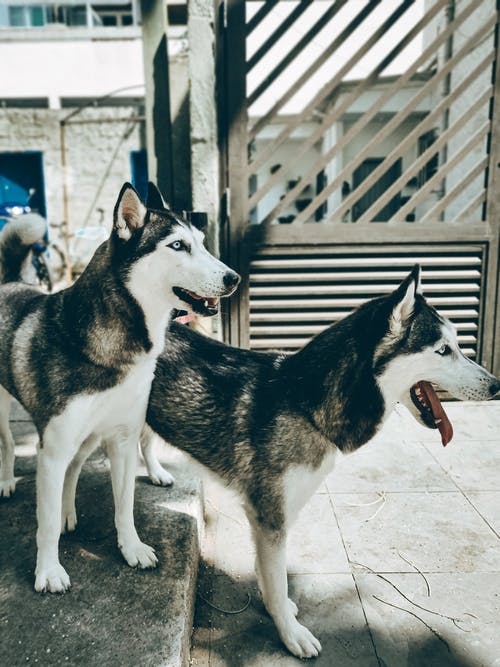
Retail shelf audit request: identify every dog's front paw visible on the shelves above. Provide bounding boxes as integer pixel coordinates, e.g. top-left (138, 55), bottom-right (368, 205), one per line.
top-left (34, 563), bottom-right (71, 593)
top-left (148, 465), bottom-right (175, 487)
top-left (61, 506), bottom-right (77, 534)
top-left (279, 619), bottom-right (321, 659)
top-left (120, 540), bottom-right (158, 569)
top-left (0, 478), bottom-right (16, 498)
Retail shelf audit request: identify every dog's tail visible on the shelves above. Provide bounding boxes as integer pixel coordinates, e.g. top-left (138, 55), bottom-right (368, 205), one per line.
top-left (0, 214), bottom-right (47, 284)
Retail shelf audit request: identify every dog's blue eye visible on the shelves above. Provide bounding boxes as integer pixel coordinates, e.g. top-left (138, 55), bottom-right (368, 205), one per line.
top-left (436, 344), bottom-right (452, 356)
top-left (169, 240), bottom-right (185, 251)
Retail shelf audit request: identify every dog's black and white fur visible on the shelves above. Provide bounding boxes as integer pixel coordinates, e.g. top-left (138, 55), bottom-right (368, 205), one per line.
top-left (0, 183), bottom-right (239, 593)
top-left (2, 196), bottom-right (498, 657)
top-left (142, 267), bottom-right (497, 658)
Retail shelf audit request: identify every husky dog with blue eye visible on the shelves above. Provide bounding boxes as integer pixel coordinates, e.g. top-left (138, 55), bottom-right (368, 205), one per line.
top-left (0, 182), bottom-right (239, 594)
top-left (129, 265), bottom-right (496, 659)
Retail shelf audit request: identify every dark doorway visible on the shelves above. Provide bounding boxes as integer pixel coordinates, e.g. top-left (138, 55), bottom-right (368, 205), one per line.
top-left (0, 151), bottom-right (46, 216)
top-left (351, 158), bottom-right (402, 222)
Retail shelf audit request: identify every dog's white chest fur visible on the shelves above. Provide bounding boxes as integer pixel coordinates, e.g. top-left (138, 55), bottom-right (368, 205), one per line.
top-left (43, 357), bottom-right (156, 445)
top-left (282, 450), bottom-right (337, 525)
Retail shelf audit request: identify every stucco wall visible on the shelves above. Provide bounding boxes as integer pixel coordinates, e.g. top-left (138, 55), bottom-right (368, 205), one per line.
top-left (0, 105), bottom-right (143, 268)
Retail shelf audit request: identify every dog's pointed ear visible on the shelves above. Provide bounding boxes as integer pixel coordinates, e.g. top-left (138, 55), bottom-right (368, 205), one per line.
top-left (113, 183), bottom-right (147, 241)
top-left (389, 265), bottom-right (421, 335)
top-left (146, 182), bottom-right (169, 211)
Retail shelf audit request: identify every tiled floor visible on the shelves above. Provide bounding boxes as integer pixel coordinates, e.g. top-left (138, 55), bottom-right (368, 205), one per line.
top-left (191, 402), bottom-right (500, 667)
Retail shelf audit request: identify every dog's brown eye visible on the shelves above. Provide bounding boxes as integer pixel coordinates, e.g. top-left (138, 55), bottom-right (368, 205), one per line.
top-left (436, 344), bottom-right (451, 356)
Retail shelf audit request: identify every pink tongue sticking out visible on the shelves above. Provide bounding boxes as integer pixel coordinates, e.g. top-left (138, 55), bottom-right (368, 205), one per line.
top-left (417, 381), bottom-right (454, 446)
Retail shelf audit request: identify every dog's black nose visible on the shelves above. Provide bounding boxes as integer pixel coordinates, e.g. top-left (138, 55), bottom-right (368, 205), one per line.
top-left (223, 271), bottom-right (240, 289)
top-left (489, 380), bottom-right (500, 397)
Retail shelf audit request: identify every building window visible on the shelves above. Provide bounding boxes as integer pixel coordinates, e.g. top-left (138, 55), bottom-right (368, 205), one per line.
top-left (351, 158), bottom-right (402, 222)
top-left (8, 5), bottom-right (47, 27)
top-left (167, 3), bottom-right (187, 26)
top-left (0, 151), bottom-right (46, 218)
top-left (93, 5), bottom-right (134, 27)
top-left (3, 3), bottom-right (137, 29)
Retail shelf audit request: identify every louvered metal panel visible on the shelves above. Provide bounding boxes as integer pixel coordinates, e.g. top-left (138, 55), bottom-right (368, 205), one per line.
top-left (249, 248), bottom-right (484, 359)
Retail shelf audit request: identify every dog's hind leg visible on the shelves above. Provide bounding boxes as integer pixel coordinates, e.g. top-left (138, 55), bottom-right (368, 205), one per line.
top-left (140, 424), bottom-right (174, 487)
top-left (0, 386), bottom-right (15, 498)
top-left (107, 434), bottom-right (158, 570)
top-left (251, 521), bottom-right (321, 659)
top-left (61, 434), bottom-right (101, 533)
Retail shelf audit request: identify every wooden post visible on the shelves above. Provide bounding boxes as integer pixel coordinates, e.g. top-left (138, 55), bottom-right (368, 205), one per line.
top-left (140, 0), bottom-right (174, 204)
top-left (225, 0), bottom-right (248, 347)
top-left (483, 22), bottom-right (500, 377)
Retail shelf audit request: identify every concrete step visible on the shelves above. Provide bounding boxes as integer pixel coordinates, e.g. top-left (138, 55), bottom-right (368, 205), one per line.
top-left (0, 430), bottom-right (203, 667)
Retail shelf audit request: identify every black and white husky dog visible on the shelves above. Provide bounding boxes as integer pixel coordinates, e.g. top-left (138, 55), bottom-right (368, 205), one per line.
top-left (0, 182), bottom-right (239, 594)
top-left (139, 266), bottom-right (496, 658)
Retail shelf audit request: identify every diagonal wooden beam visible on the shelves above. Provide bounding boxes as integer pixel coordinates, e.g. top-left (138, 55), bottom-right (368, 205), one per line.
top-left (354, 88), bottom-right (492, 224)
top-left (455, 190), bottom-right (487, 224)
top-left (249, 0), bottom-right (406, 172)
top-left (247, 0), bottom-right (359, 121)
top-left (419, 156), bottom-right (489, 224)
top-left (248, 0), bottom-right (449, 207)
top-left (387, 123), bottom-right (490, 223)
top-left (291, 46), bottom-right (496, 226)
top-left (246, 0), bottom-right (314, 73)
top-left (256, 5), bottom-right (490, 222)
top-left (246, 0), bottom-right (279, 37)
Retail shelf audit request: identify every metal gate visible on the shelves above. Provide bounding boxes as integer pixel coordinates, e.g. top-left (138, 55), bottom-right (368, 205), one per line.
top-left (219, 0), bottom-right (500, 375)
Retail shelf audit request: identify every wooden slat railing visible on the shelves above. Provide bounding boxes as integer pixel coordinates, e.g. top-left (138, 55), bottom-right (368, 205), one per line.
top-left (292, 48), bottom-right (495, 226)
top-left (245, 0), bottom-right (279, 37)
top-left (353, 89), bottom-right (492, 224)
top-left (248, 0), bottom-right (418, 174)
top-left (248, 0), bottom-right (464, 211)
top-left (248, 0), bottom-right (363, 136)
top-left (246, 0), bottom-right (314, 73)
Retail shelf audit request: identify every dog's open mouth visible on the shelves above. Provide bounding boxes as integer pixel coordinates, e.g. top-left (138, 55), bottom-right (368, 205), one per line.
top-left (410, 381), bottom-right (453, 446)
top-left (172, 287), bottom-right (219, 316)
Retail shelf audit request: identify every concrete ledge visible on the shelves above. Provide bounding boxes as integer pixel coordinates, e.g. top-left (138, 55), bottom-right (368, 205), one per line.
top-left (0, 451), bottom-right (202, 667)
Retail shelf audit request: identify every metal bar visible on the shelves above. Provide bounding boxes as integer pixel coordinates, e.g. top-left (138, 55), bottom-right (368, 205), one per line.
top-left (250, 282), bottom-right (480, 296)
top-left (420, 156), bottom-right (489, 224)
top-left (249, 0), bottom-right (412, 174)
top-left (250, 309), bottom-right (479, 321)
top-left (249, 0), bottom-right (464, 212)
top-left (247, 0), bottom-right (352, 118)
top-left (355, 87), bottom-right (492, 224)
top-left (293, 47), bottom-right (496, 226)
top-left (246, 0), bottom-right (279, 36)
top-left (246, 0), bottom-right (314, 72)
top-left (251, 255), bottom-right (482, 268)
top-left (251, 296), bottom-right (480, 308)
top-left (250, 269), bottom-right (481, 283)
